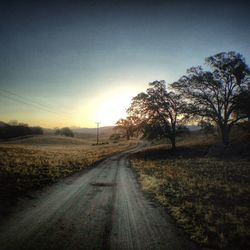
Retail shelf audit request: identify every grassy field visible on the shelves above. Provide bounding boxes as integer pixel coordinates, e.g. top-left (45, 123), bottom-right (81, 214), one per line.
top-left (2, 135), bottom-right (90, 145)
top-left (131, 134), bottom-right (250, 250)
top-left (0, 134), bottom-right (136, 215)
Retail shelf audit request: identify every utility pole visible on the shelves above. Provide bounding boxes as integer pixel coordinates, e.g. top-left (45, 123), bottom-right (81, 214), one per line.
top-left (96, 122), bottom-right (100, 145)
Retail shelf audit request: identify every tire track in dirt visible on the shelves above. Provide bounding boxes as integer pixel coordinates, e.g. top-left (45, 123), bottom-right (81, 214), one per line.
top-left (0, 147), bottom-right (199, 250)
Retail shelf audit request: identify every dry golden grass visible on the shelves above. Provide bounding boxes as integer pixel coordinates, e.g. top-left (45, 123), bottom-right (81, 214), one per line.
top-left (131, 139), bottom-right (250, 250)
top-left (0, 135), bottom-right (136, 209)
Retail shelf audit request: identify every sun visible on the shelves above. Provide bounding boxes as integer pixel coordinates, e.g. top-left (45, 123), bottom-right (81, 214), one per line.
top-left (93, 93), bottom-right (132, 126)
top-left (74, 86), bottom-right (144, 128)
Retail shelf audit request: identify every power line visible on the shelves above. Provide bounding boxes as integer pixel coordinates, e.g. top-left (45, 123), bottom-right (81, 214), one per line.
top-left (0, 88), bottom-right (52, 109)
top-left (0, 88), bottom-right (74, 117)
top-left (0, 92), bottom-right (73, 118)
top-left (0, 91), bottom-right (75, 126)
top-left (0, 92), bottom-right (61, 115)
top-left (0, 88), bottom-right (73, 116)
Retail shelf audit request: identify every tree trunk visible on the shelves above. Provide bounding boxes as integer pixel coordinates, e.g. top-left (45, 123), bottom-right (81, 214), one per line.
top-left (221, 125), bottom-right (230, 145)
top-left (170, 136), bottom-right (176, 151)
top-left (170, 124), bottom-right (176, 151)
top-left (126, 130), bottom-right (130, 140)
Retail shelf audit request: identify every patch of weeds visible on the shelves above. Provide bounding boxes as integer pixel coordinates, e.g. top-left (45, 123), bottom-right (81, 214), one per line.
top-left (131, 149), bottom-right (250, 250)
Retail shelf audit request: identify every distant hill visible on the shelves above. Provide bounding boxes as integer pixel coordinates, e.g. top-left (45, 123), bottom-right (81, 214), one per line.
top-left (187, 125), bottom-right (200, 131)
top-left (71, 126), bottom-right (114, 135)
top-left (0, 121), bottom-right (7, 127)
top-left (1, 121), bottom-right (198, 136)
top-left (72, 126), bottom-right (199, 134)
top-left (42, 126), bottom-right (114, 136)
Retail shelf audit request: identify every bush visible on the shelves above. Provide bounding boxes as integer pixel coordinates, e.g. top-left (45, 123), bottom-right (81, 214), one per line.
top-left (109, 133), bottom-right (121, 141)
top-left (176, 125), bottom-right (190, 136)
top-left (199, 121), bottom-right (215, 135)
top-left (54, 127), bottom-right (74, 137)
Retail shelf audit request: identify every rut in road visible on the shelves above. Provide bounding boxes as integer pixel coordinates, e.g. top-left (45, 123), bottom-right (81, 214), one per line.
top-left (0, 148), bottom-right (199, 250)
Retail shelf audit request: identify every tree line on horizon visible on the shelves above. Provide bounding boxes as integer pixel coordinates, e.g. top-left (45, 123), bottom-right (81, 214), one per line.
top-left (115, 51), bottom-right (250, 150)
top-left (0, 120), bottom-right (76, 139)
top-left (0, 121), bottom-right (43, 139)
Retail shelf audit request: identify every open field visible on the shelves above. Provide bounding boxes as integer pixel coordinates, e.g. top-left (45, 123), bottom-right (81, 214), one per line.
top-left (1, 135), bottom-right (90, 145)
top-left (130, 135), bottom-right (250, 250)
top-left (0, 135), bottom-right (137, 216)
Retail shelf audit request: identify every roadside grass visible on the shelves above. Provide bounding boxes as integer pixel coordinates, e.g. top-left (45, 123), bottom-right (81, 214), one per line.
top-left (0, 135), bottom-right (136, 214)
top-left (131, 136), bottom-right (250, 250)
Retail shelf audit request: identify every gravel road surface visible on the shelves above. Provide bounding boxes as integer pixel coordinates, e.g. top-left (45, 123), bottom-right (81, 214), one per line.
top-left (0, 147), bottom-right (199, 250)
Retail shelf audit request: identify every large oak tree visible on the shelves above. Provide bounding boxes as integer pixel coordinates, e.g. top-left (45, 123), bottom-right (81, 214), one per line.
top-left (128, 80), bottom-right (184, 150)
top-left (172, 51), bottom-right (250, 144)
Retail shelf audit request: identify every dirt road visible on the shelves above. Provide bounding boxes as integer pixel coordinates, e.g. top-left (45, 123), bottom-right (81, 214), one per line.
top-left (0, 147), bottom-right (198, 250)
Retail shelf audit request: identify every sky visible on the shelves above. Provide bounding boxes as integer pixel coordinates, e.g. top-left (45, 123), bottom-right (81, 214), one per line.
top-left (0, 0), bottom-right (250, 128)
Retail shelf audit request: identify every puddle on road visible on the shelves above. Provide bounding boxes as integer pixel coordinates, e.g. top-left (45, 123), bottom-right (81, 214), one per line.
top-left (90, 182), bottom-right (116, 187)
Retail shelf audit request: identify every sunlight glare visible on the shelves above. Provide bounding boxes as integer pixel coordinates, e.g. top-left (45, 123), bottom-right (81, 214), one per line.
top-left (92, 89), bottom-right (135, 126)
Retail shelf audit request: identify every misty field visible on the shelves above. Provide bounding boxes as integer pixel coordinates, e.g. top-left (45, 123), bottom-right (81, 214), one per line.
top-left (131, 138), bottom-right (250, 250)
top-left (0, 135), bottom-right (136, 215)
